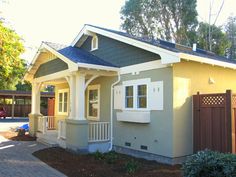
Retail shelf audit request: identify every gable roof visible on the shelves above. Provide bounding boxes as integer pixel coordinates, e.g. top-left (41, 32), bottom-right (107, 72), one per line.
top-left (72, 24), bottom-right (236, 69)
top-left (44, 42), bottom-right (117, 67)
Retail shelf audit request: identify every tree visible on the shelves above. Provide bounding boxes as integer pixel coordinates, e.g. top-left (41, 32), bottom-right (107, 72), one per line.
top-left (0, 21), bottom-right (25, 90)
top-left (225, 16), bottom-right (236, 59)
top-left (197, 22), bottom-right (230, 56)
top-left (15, 81), bottom-right (31, 91)
top-left (120, 0), bottom-right (198, 45)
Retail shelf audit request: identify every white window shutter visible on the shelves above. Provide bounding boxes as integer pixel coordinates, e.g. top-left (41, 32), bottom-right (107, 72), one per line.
top-left (149, 81), bottom-right (163, 110)
top-left (114, 85), bottom-right (123, 109)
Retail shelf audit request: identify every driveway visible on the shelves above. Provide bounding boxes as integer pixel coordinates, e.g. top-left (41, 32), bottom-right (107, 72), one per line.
top-left (0, 134), bottom-right (66, 177)
top-left (0, 118), bottom-right (29, 132)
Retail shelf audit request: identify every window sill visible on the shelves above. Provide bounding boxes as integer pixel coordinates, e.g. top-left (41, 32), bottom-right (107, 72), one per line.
top-left (90, 48), bottom-right (98, 52)
top-left (117, 110), bottom-right (150, 123)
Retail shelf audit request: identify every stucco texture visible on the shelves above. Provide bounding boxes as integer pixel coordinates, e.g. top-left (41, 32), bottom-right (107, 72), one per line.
top-left (172, 60), bottom-right (236, 157)
top-left (113, 67), bottom-right (174, 158)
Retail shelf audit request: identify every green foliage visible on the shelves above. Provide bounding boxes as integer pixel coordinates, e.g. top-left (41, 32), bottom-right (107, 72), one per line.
top-left (93, 151), bottom-right (104, 160)
top-left (124, 159), bottom-right (140, 174)
top-left (225, 16), bottom-right (236, 59)
top-left (104, 151), bottom-right (118, 164)
top-left (15, 81), bottom-right (32, 91)
top-left (182, 150), bottom-right (236, 177)
top-left (197, 22), bottom-right (230, 56)
top-left (0, 21), bottom-right (25, 90)
top-left (120, 0), bottom-right (198, 45)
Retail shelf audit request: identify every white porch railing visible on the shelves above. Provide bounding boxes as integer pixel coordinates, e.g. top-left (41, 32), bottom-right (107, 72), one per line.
top-left (88, 122), bottom-right (110, 143)
top-left (58, 120), bottom-right (66, 139)
top-left (37, 116), bottom-right (56, 134)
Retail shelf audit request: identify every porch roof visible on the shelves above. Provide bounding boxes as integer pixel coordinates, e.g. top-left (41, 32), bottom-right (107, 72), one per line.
top-left (43, 41), bottom-right (117, 68)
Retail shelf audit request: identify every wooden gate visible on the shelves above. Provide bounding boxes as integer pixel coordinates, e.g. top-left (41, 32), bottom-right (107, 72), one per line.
top-left (47, 98), bottom-right (55, 116)
top-left (193, 90), bottom-right (236, 153)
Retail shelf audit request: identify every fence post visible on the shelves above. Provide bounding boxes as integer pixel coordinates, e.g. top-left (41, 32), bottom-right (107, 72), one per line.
top-left (226, 90), bottom-right (233, 153)
top-left (193, 92), bottom-right (200, 153)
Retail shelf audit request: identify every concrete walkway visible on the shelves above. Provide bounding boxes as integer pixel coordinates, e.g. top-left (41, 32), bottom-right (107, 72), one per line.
top-left (0, 136), bottom-right (66, 177)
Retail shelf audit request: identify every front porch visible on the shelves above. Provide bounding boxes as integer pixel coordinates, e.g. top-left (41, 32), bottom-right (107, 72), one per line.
top-left (36, 116), bottom-right (111, 152)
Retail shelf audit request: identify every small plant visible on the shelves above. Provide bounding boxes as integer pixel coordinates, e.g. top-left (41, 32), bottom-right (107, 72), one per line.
top-left (182, 150), bottom-right (236, 177)
top-left (104, 151), bottom-right (118, 164)
top-left (93, 151), bottom-right (104, 160)
top-left (124, 159), bottom-right (140, 174)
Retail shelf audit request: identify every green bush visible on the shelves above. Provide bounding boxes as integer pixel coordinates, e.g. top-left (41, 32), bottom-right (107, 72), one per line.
top-left (93, 151), bottom-right (104, 160)
top-left (182, 150), bottom-right (236, 177)
top-left (124, 159), bottom-right (140, 174)
top-left (104, 151), bottom-right (118, 164)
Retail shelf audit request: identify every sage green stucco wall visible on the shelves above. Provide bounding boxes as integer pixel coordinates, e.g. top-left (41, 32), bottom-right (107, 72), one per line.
top-left (113, 67), bottom-right (174, 158)
top-left (86, 76), bottom-right (117, 122)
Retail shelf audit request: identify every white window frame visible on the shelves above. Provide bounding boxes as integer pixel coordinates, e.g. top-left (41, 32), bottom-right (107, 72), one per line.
top-left (123, 78), bottom-right (150, 111)
top-left (91, 35), bottom-right (98, 51)
top-left (58, 89), bottom-right (69, 115)
top-left (87, 84), bottom-right (100, 121)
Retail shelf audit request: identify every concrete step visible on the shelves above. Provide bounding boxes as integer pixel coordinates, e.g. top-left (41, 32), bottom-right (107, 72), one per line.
top-left (37, 137), bottom-right (58, 147)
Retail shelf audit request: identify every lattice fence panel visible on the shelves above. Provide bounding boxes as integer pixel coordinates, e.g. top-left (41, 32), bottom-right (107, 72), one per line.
top-left (232, 95), bottom-right (236, 108)
top-left (200, 94), bottom-right (226, 107)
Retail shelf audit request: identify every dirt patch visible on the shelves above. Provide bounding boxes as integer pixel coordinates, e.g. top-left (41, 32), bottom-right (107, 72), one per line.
top-left (0, 131), bottom-right (36, 141)
top-left (33, 147), bottom-right (182, 177)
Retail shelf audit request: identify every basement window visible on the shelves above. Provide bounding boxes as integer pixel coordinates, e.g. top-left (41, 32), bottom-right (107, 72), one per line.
top-left (91, 35), bottom-right (98, 51)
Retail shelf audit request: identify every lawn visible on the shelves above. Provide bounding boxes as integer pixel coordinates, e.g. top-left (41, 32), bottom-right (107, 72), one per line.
top-left (33, 147), bottom-right (182, 177)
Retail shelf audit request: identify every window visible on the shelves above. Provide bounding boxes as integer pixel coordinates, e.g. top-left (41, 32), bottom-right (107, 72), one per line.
top-left (58, 89), bottom-right (69, 114)
top-left (87, 85), bottom-right (100, 120)
top-left (137, 85), bottom-right (147, 108)
top-left (123, 79), bottom-right (149, 110)
top-left (91, 35), bottom-right (98, 51)
top-left (125, 86), bottom-right (133, 108)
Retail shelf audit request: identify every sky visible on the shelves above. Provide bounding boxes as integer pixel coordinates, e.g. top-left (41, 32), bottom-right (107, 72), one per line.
top-left (0, 0), bottom-right (236, 63)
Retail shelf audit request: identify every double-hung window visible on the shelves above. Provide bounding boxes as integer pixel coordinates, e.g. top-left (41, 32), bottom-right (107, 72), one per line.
top-left (124, 81), bottom-right (148, 110)
top-left (87, 85), bottom-right (100, 120)
top-left (125, 86), bottom-right (134, 108)
top-left (137, 85), bottom-right (147, 108)
top-left (58, 89), bottom-right (68, 115)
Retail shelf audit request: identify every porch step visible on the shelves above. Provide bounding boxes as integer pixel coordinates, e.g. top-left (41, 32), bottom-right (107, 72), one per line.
top-left (36, 131), bottom-right (59, 147)
top-left (37, 137), bottom-right (58, 147)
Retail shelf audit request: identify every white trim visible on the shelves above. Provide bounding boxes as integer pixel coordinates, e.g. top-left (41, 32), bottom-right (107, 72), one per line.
top-left (87, 84), bottom-right (100, 121)
top-left (77, 62), bottom-right (119, 71)
top-left (179, 53), bottom-right (236, 69)
top-left (120, 60), bottom-right (168, 75)
top-left (91, 35), bottom-right (98, 51)
top-left (58, 89), bottom-right (69, 115)
top-left (123, 78), bottom-right (150, 111)
top-left (42, 43), bottom-right (78, 71)
top-left (71, 25), bottom-right (180, 64)
top-left (33, 69), bottom-right (70, 83)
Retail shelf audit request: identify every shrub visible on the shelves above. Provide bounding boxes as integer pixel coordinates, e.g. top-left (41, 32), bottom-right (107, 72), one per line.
top-left (182, 150), bottom-right (236, 177)
top-left (104, 151), bottom-right (118, 164)
top-left (124, 159), bottom-right (140, 174)
top-left (93, 151), bottom-right (104, 160)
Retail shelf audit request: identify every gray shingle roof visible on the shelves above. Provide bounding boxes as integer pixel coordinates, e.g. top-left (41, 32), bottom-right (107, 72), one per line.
top-left (43, 41), bottom-right (117, 67)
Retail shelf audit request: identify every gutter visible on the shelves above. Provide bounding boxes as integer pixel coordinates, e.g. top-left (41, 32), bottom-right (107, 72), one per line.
top-left (109, 72), bottom-right (121, 151)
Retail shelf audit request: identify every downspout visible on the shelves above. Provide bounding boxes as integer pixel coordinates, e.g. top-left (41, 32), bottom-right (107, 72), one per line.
top-left (109, 72), bottom-right (121, 151)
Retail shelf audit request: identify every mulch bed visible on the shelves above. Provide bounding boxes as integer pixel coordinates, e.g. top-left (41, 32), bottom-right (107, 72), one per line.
top-left (33, 147), bottom-right (182, 177)
top-left (0, 131), bottom-right (36, 141)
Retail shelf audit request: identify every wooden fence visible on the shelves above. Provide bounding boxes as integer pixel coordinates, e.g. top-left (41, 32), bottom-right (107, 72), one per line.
top-left (193, 90), bottom-right (235, 153)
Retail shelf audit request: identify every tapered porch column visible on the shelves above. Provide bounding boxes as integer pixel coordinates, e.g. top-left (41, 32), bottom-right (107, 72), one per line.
top-left (66, 74), bottom-right (76, 119)
top-left (65, 72), bottom-right (88, 152)
top-left (29, 82), bottom-right (41, 136)
top-left (75, 73), bottom-right (86, 120)
top-left (31, 82), bottom-right (41, 114)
